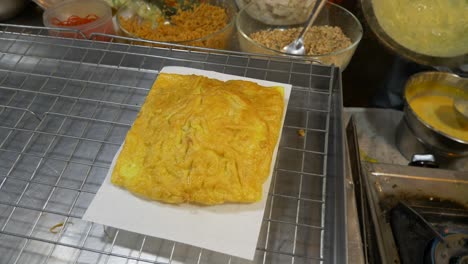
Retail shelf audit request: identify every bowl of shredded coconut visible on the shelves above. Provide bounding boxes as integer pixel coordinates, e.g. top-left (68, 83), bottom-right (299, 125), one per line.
top-left (236, 2), bottom-right (363, 70)
top-left (236, 0), bottom-right (317, 25)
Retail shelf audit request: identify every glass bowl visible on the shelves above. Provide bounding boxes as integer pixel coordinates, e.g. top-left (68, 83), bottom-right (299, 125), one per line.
top-left (116, 0), bottom-right (237, 50)
top-left (235, 0), bottom-right (317, 25)
top-left (360, 0), bottom-right (467, 68)
top-left (236, 2), bottom-right (363, 71)
top-left (43, 0), bottom-right (115, 40)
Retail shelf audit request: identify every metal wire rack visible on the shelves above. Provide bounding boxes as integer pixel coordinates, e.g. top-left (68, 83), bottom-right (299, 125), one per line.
top-left (0, 24), bottom-right (346, 264)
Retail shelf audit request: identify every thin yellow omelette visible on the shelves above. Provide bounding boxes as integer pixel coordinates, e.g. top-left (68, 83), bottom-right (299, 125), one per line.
top-left (111, 73), bottom-right (285, 205)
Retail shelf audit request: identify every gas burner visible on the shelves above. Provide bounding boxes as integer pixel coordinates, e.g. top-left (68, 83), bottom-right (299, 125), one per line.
top-left (390, 202), bottom-right (437, 264)
top-left (351, 161), bottom-right (468, 264)
top-left (429, 233), bottom-right (468, 264)
top-left (390, 202), bottom-right (468, 264)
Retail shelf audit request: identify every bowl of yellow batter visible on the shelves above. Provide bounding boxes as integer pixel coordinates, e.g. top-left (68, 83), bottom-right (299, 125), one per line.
top-left (361, 0), bottom-right (467, 68)
top-left (397, 72), bottom-right (468, 162)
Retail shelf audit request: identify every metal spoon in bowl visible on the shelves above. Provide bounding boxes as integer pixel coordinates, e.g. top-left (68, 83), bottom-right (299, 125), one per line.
top-left (281, 0), bottom-right (327, 55)
top-left (454, 97), bottom-right (468, 120)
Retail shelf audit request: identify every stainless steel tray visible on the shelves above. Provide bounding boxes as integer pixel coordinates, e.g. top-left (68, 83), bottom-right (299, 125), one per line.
top-left (0, 25), bottom-right (346, 264)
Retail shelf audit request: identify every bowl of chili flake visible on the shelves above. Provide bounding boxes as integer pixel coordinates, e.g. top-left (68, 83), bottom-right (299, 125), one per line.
top-left (43, 0), bottom-right (115, 40)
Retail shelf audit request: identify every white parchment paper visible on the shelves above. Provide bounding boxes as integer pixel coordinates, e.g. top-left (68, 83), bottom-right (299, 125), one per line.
top-left (83, 66), bottom-right (292, 260)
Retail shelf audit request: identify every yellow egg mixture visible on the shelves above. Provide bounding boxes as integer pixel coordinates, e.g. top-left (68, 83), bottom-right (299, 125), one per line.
top-left (111, 73), bottom-right (285, 205)
top-left (373, 0), bottom-right (468, 57)
top-left (409, 93), bottom-right (468, 142)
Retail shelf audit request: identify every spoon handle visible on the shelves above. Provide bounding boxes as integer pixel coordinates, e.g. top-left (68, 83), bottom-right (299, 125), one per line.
top-left (297, 0), bottom-right (327, 41)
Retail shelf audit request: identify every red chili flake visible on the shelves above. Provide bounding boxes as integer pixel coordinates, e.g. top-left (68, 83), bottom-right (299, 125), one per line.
top-left (52, 14), bottom-right (100, 27)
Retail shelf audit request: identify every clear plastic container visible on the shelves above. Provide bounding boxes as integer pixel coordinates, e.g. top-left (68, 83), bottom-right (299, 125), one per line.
top-left (43, 0), bottom-right (115, 40)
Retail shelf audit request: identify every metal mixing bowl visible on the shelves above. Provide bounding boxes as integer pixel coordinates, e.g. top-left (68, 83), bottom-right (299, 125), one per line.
top-left (360, 0), bottom-right (467, 68)
top-left (396, 72), bottom-right (468, 168)
top-left (0, 0), bottom-right (27, 21)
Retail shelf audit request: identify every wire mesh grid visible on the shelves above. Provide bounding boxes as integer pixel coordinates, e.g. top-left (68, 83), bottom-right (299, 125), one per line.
top-left (0, 25), bottom-right (344, 264)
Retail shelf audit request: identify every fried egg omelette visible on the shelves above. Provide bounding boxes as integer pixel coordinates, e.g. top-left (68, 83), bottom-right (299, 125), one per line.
top-left (111, 73), bottom-right (285, 205)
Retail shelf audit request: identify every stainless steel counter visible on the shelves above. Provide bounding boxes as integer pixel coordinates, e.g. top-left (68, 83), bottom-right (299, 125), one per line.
top-left (0, 24), bottom-right (350, 264)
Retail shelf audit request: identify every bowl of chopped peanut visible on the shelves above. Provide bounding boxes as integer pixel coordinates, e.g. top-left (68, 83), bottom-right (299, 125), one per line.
top-left (116, 0), bottom-right (237, 50)
top-left (236, 1), bottom-right (363, 70)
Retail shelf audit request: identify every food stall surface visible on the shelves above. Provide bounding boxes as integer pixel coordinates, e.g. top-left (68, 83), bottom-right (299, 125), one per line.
top-left (0, 24), bottom-right (348, 263)
top-left (4, 2), bottom-right (465, 264)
